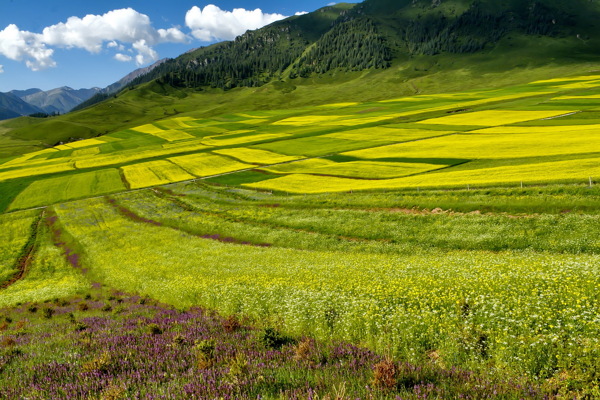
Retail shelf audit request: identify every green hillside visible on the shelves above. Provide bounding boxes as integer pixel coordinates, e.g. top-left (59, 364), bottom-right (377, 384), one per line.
top-left (4, 0), bottom-right (600, 157)
top-left (2, 70), bottom-right (600, 396)
top-left (3, 1), bottom-right (600, 395)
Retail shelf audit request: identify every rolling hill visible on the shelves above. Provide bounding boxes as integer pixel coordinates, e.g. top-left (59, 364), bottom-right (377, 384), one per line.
top-left (2, 1), bottom-right (600, 397)
top-left (3, 0), bottom-right (598, 158)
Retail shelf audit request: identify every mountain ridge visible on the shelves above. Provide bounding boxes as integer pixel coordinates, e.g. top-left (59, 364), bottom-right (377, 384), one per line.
top-left (13, 87), bottom-right (102, 115)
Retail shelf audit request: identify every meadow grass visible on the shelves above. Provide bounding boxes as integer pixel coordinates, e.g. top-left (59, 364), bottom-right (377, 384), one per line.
top-left (123, 186), bottom-right (600, 254)
top-left (2, 70), bottom-right (600, 398)
top-left (8, 169), bottom-right (126, 210)
top-left (0, 210), bottom-right (39, 286)
top-left (50, 195), bottom-right (600, 381)
top-left (168, 153), bottom-right (252, 177)
top-left (0, 289), bottom-right (549, 399)
top-left (121, 160), bottom-right (195, 189)
top-left (0, 212), bottom-right (89, 307)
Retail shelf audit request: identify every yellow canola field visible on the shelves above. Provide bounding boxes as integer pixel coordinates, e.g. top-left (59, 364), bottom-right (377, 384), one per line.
top-left (417, 110), bottom-right (576, 127)
top-left (273, 94), bottom-right (555, 127)
top-left (71, 147), bottom-right (100, 157)
top-left (262, 160), bottom-right (447, 179)
top-left (274, 115), bottom-right (344, 126)
top-left (321, 115), bottom-right (401, 126)
top-left (146, 129), bottom-right (195, 142)
top-left (75, 142), bottom-right (209, 169)
top-left (131, 124), bottom-right (165, 134)
top-left (62, 138), bottom-right (106, 149)
top-left (344, 128), bottom-right (600, 160)
top-left (531, 75), bottom-right (600, 84)
top-left (155, 117), bottom-right (198, 129)
top-left (0, 162), bottom-right (74, 182)
top-left (0, 148), bottom-right (59, 167)
top-left (121, 160), bottom-right (195, 189)
top-left (553, 95), bottom-right (600, 100)
top-left (213, 148), bottom-right (301, 164)
top-left (470, 124), bottom-right (600, 134)
top-left (169, 153), bottom-right (251, 177)
top-left (557, 81), bottom-right (600, 90)
top-left (201, 133), bottom-right (288, 147)
top-left (246, 157), bottom-right (600, 193)
top-left (261, 158), bottom-right (334, 173)
top-left (323, 127), bottom-right (452, 142)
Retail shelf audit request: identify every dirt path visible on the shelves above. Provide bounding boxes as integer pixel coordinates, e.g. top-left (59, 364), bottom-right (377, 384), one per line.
top-left (45, 210), bottom-right (85, 271)
top-left (0, 211), bottom-right (43, 290)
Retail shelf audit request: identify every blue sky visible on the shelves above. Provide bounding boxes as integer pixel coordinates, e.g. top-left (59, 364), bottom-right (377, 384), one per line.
top-left (0, 0), bottom-right (358, 92)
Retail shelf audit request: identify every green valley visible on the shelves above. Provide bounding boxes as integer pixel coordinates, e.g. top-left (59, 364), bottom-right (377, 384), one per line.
top-left (1, 0), bottom-right (600, 398)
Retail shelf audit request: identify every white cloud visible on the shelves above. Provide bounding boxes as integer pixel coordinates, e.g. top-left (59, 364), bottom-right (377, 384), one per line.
top-left (295, 12), bottom-right (308, 16)
top-left (107, 40), bottom-right (125, 51)
top-left (158, 27), bottom-right (188, 43)
top-left (114, 53), bottom-right (132, 62)
top-left (0, 24), bottom-right (56, 71)
top-left (132, 39), bottom-right (158, 66)
top-left (0, 8), bottom-right (187, 70)
top-left (185, 5), bottom-right (287, 41)
top-left (0, 65), bottom-right (3, 73)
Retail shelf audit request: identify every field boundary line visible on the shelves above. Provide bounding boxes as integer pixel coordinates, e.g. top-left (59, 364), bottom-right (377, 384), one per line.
top-left (0, 210), bottom-right (43, 290)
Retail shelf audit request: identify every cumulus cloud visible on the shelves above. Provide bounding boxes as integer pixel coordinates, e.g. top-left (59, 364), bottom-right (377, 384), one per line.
top-left (0, 24), bottom-right (56, 71)
top-left (107, 41), bottom-right (125, 51)
top-left (114, 53), bottom-right (132, 62)
top-left (185, 5), bottom-right (287, 41)
top-left (0, 8), bottom-right (187, 70)
top-left (0, 65), bottom-right (4, 73)
top-left (295, 12), bottom-right (309, 16)
top-left (132, 39), bottom-right (158, 65)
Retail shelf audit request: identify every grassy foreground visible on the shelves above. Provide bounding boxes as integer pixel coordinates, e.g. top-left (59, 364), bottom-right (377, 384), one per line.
top-left (0, 288), bottom-right (551, 399)
top-left (0, 183), bottom-right (599, 398)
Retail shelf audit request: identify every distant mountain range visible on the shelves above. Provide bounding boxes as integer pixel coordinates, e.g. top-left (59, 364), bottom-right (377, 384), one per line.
top-left (0, 92), bottom-right (42, 120)
top-left (0, 58), bottom-right (168, 120)
top-left (15, 87), bottom-right (101, 115)
top-left (0, 87), bottom-right (101, 120)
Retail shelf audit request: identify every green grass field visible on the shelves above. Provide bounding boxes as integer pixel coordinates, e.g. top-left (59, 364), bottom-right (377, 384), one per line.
top-left (2, 72), bottom-right (600, 397)
top-left (6, 184), bottom-right (592, 391)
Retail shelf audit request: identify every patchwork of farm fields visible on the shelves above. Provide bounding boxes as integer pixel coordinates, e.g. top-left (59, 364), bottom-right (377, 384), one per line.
top-left (3, 74), bottom-right (600, 209)
top-left (2, 74), bottom-right (600, 397)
